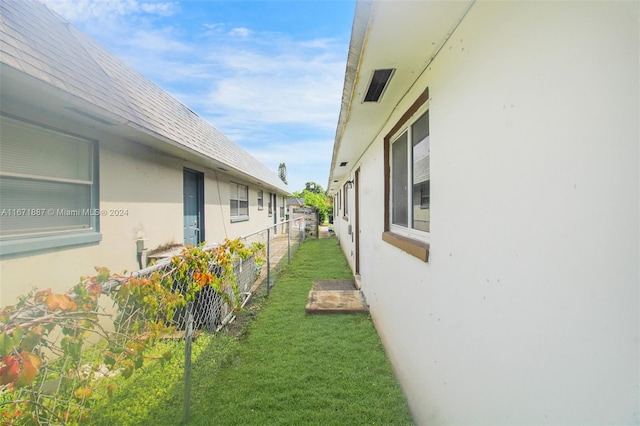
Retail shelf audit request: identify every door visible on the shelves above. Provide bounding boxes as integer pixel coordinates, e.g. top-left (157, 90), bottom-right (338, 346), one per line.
top-left (183, 168), bottom-right (204, 246)
top-left (354, 168), bottom-right (360, 275)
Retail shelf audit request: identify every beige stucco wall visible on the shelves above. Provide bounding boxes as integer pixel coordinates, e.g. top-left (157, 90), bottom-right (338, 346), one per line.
top-left (0, 132), bottom-right (285, 306)
top-left (337, 2), bottom-right (639, 424)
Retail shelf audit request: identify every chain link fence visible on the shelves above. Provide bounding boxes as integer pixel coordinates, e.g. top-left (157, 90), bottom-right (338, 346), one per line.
top-left (0, 217), bottom-right (305, 424)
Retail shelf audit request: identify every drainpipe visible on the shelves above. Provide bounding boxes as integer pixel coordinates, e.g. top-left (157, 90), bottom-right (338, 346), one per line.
top-left (135, 238), bottom-right (147, 269)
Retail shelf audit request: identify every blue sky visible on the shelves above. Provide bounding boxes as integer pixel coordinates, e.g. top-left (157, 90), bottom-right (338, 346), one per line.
top-left (42, 0), bottom-right (356, 192)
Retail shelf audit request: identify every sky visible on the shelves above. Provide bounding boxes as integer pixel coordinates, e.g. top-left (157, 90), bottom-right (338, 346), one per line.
top-left (41, 0), bottom-right (356, 193)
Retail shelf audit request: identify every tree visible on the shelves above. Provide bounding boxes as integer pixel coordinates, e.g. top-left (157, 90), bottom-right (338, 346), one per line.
top-left (304, 181), bottom-right (324, 194)
top-left (278, 163), bottom-right (288, 185)
top-left (293, 182), bottom-right (332, 224)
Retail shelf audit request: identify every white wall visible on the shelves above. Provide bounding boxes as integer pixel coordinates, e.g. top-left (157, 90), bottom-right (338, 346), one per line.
top-left (337, 2), bottom-right (639, 424)
top-left (205, 179), bottom-right (282, 241)
top-left (0, 132), bottom-right (284, 306)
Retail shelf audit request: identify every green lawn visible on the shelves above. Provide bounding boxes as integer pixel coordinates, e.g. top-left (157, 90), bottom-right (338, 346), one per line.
top-left (94, 237), bottom-right (413, 425)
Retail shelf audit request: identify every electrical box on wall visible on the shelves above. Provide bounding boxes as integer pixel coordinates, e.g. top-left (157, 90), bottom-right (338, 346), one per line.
top-left (348, 224), bottom-right (352, 235)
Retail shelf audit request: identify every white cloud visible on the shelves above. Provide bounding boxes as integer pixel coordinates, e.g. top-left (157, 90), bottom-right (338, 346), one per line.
top-left (206, 71), bottom-right (341, 130)
top-left (203, 23), bottom-right (225, 32)
top-left (42, 0), bottom-right (177, 21)
top-left (228, 27), bottom-right (252, 37)
top-left (245, 139), bottom-right (335, 191)
top-left (250, 139), bottom-right (333, 167)
top-left (139, 1), bottom-right (175, 15)
top-left (197, 37), bottom-right (345, 132)
top-left (125, 27), bottom-right (192, 53)
top-left (42, 1), bottom-right (348, 191)
top-left (44, 1), bottom-right (345, 130)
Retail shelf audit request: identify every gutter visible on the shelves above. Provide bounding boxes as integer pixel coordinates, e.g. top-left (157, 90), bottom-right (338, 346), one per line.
top-left (327, 0), bottom-right (374, 195)
top-left (326, 0), bottom-right (476, 196)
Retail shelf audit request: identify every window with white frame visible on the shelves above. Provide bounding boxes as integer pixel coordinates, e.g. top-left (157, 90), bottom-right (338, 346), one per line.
top-left (343, 184), bottom-right (349, 218)
top-left (280, 195), bottom-right (285, 219)
top-left (390, 108), bottom-right (430, 237)
top-left (257, 189), bottom-right (264, 210)
top-left (230, 182), bottom-right (249, 220)
top-left (0, 115), bottom-right (101, 255)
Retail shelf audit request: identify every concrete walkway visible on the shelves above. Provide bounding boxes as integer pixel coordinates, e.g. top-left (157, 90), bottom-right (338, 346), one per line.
top-left (318, 224), bottom-right (332, 238)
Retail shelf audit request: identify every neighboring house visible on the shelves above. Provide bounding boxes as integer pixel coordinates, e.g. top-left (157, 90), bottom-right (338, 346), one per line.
top-left (286, 197), bottom-right (305, 216)
top-left (286, 197), bottom-right (305, 208)
top-left (328, 1), bottom-right (638, 425)
top-left (0, 1), bottom-right (289, 306)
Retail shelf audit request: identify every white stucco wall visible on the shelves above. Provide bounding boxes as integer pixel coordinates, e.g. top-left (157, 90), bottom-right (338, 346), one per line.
top-left (337, 2), bottom-right (639, 424)
top-left (0, 133), bottom-right (284, 306)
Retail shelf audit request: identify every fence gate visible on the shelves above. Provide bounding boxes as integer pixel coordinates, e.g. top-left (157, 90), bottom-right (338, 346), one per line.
top-left (292, 207), bottom-right (318, 238)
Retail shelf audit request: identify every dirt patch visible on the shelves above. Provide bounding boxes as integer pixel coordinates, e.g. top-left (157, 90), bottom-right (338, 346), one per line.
top-left (311, 279), bottom-right (357, 291)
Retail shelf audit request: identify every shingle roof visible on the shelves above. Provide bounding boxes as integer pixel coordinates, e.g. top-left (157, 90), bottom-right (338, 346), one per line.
top-left (0, 0), bottom-right (289, 193)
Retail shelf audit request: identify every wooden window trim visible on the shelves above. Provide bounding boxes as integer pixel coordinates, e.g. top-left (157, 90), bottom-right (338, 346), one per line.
top-left (382, 87), bottom-right (430, 262)
top-left (382, 231), bottom-right (429, 262)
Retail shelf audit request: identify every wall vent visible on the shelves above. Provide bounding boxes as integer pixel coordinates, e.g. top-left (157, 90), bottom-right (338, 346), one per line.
top-left (363, 68), bottom-right (395, 103)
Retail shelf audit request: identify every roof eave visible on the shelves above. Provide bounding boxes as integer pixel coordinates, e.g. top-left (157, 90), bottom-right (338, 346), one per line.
top-left (327, 0), bottom-right (373, 196)
top-left (326, 0), bottom-right (475, 197)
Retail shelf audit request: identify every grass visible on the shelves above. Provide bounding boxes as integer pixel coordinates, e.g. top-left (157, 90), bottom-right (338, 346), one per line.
top-left (93, 237), bottom-right (413, 425)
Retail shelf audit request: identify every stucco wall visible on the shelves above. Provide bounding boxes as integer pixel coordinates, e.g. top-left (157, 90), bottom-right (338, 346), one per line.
top-left (337, 2), bottom-right (639, 424)
top-left (0, 134), bottom-right (284, 306)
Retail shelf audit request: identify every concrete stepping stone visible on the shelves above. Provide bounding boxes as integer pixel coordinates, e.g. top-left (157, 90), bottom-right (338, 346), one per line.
top-left (305, 279), bottom-right (369, 314)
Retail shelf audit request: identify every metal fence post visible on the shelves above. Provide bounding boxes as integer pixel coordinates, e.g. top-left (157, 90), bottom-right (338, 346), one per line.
top-left (183, 301), bottom-right (194, 424)
top-left (266, 227), bottom-right (271, 294)
top-left (287, 218), bottom-right (291, 263)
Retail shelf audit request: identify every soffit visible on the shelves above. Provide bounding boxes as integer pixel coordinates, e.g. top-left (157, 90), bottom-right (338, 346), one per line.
top-left (328, 0), bottom-right (473, 195)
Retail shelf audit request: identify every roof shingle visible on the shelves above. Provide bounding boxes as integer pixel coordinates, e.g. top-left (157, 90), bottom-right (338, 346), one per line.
top-left (0, 0), bottom-right (289, 192)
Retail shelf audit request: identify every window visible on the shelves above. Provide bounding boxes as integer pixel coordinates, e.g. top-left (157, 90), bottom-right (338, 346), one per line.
top-left (280, 196), bottom-right (285, 219)
top-left (0, 115), bottom-right (101, 255)
top-left (230, 182), bottom-right (248, 221)
top-left (383, 88), bottom-right (430, 262)
top-left (257, 190), bottom-right (264, 210)
top-left (391, 110), bottom-right (430, 233)
top-left (268, 192), bottom-right (273, 216)
top-left (343, 184), bottom-right (349, 218)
